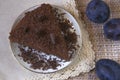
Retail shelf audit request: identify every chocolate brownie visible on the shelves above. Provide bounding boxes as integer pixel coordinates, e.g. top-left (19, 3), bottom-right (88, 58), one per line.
top-left (9, 4), bottom-right (69, 60)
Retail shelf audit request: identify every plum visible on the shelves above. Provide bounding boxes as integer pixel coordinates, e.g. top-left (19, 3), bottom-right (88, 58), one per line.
top-left (86, 0), bottom-right (110, 23)
top-left (104, 18), bottom-right (120, 40)
top-left (96, 59), bottom-right (120, 80)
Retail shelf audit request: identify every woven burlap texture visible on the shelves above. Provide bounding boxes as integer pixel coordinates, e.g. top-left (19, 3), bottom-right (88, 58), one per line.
top-left (25, 0), bottom-right (95, 80)
top-left (69, 0), bottom-right (120, 80)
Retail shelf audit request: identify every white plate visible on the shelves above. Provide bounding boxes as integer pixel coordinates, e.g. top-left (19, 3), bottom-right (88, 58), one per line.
top-left (10, 4), bottom-right (82, 73)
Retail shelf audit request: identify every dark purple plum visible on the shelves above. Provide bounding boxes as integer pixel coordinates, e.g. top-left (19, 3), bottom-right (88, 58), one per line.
top-left (96, 59), bottom-right (120, 80)
top-left (104, 18), bottom-right (120, 40)
top-left (86, 0), bottom-right (110, 23)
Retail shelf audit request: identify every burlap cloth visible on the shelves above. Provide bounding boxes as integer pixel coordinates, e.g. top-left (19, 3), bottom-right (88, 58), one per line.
top-left (68, 0), bottom-right (120, 80)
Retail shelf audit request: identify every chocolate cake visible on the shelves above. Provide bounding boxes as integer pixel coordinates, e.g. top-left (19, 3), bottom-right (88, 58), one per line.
top-left (9, 4), bottom-right (69, 60)
top-left (9, 4), bottom-right (77, 70)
